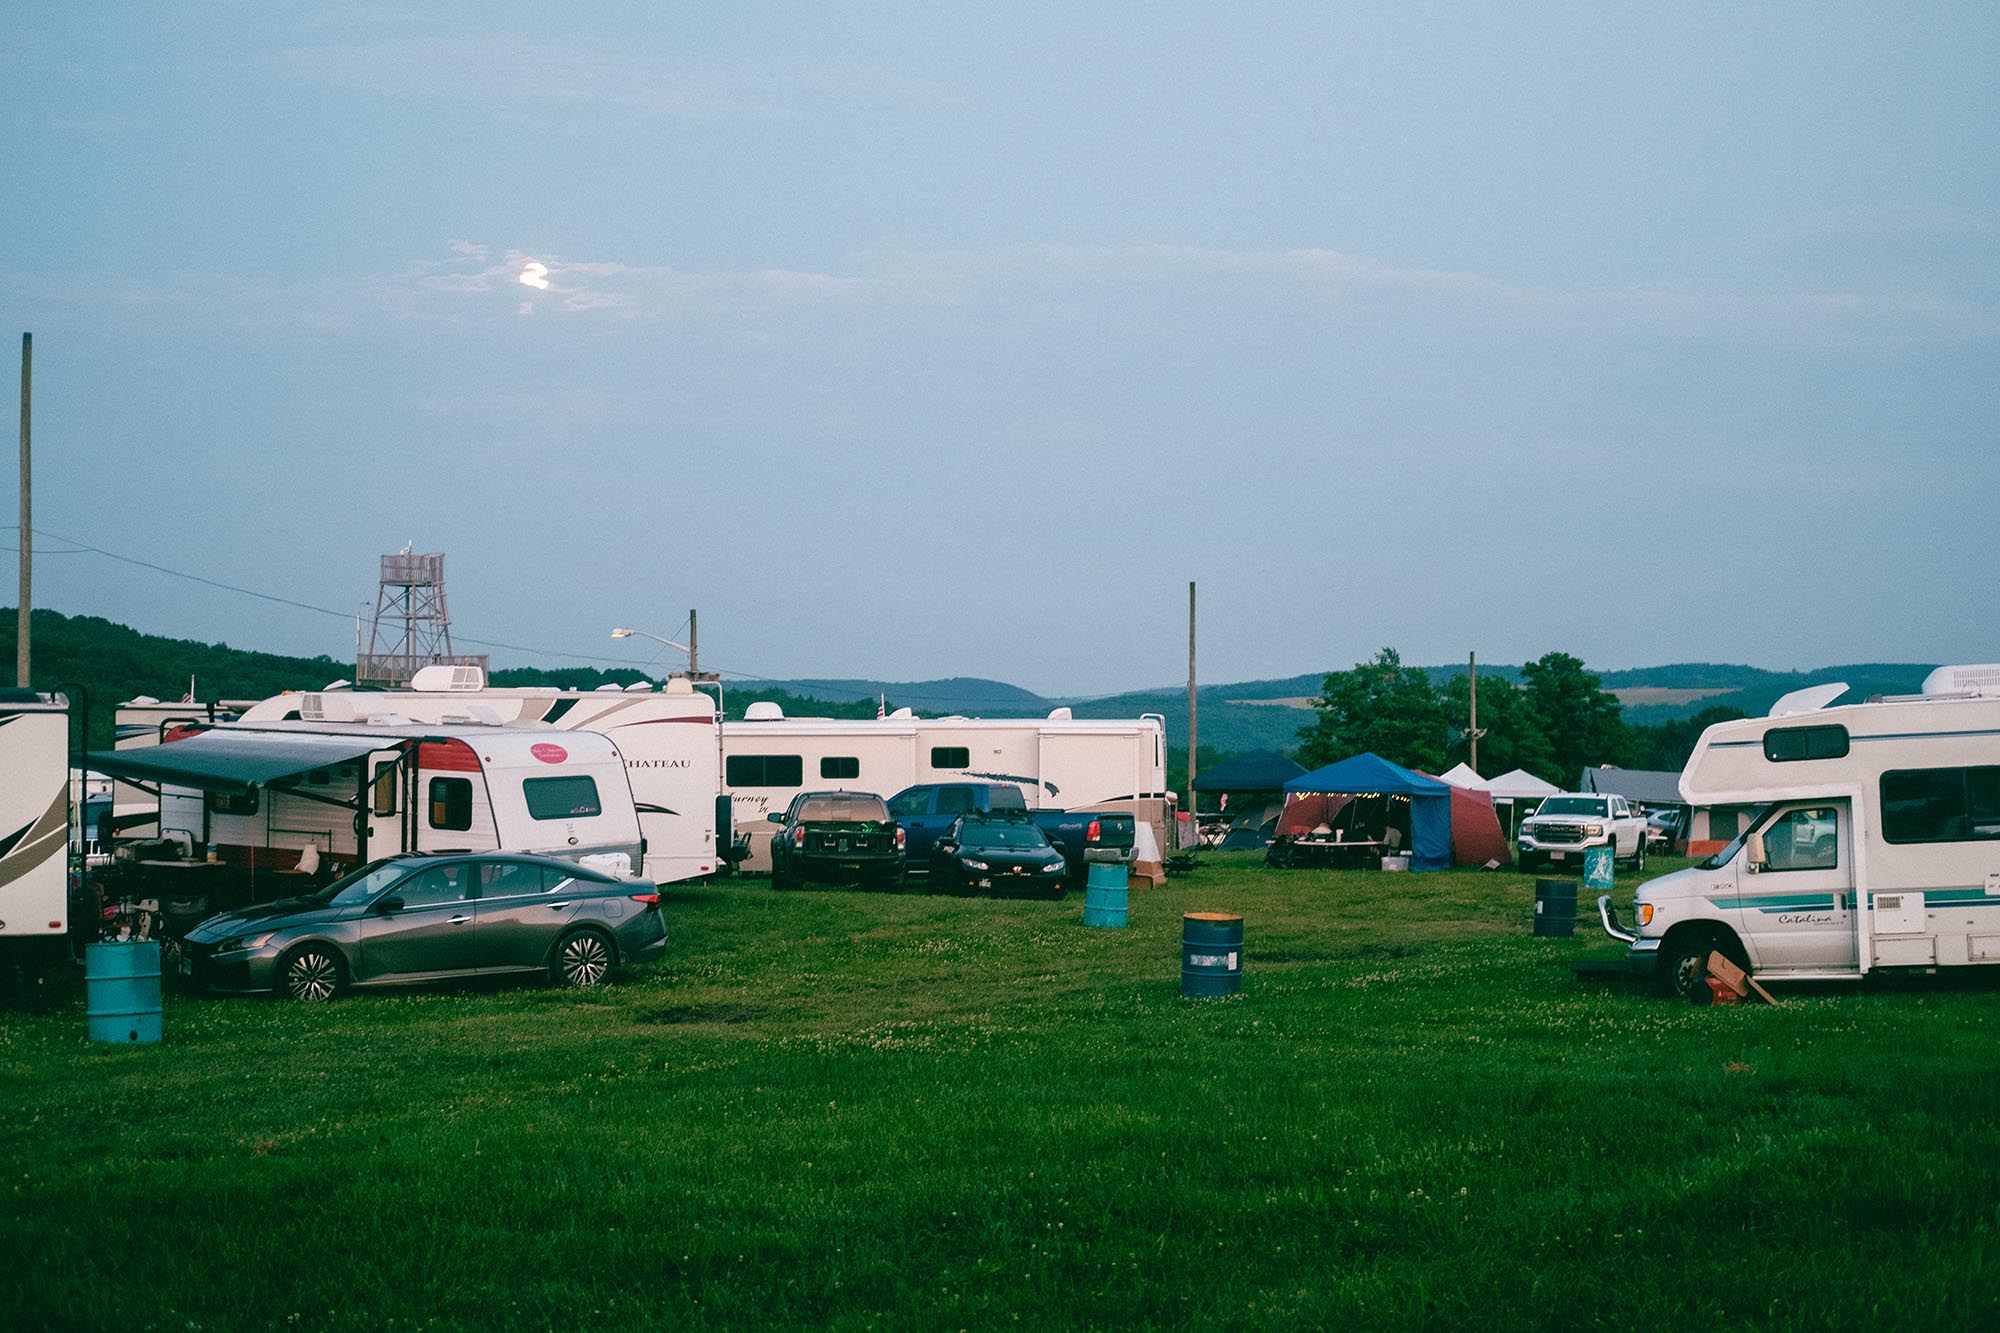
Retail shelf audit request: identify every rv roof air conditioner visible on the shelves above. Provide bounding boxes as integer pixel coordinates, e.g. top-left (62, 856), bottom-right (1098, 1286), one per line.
top-left (301, 693), bottom-right (359, 723)
top-left (409, 665), bottom-right (486, 692)
top-left (663, 678), bottom-right (694, 695)
top-left (744, 702), bottom-right (785, 721)
top-left (1922, 664), bottom-right (2000, 698)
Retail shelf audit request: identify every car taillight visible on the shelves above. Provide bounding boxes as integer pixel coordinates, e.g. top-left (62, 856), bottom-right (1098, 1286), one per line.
top-left (895, 826), bottom-right (906, 850)
top-left (1086, 818), bottom-right (1102, 844)
top-left (629, 892), bottom-right (660, 905)
top-left (793, 825), bottom-right (806, 848)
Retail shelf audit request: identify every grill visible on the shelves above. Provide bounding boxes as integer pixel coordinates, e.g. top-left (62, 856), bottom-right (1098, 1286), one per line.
top-left (1537, 824), bottom-right (1588, 845)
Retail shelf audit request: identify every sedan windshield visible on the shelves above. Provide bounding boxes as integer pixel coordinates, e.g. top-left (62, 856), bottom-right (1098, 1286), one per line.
top-left (319, 861), bottom-right (412, 908)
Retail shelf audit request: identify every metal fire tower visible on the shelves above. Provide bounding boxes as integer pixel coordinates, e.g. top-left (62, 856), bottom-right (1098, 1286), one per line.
top-left (355, 547), bottom-right (488, 686)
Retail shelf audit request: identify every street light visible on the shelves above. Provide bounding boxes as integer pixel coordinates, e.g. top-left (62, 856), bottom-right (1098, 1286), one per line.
top-left (611, 625), bottom-right (726, 723)
top-left (611, 626), bottom-right (694, 659)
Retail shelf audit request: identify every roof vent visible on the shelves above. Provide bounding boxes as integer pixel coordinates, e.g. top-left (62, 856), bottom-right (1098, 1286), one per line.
top-left (1922, 664), bottom-right (2000, 698)
top-left (744, 701), bottom-right (785, 721)
top-left (1047, 707), bottom-right (1073, 721)
top-left (887, 707), bottom-right (915, 720)
top-left (1768, 683), bottom-right (1848, 717)
top-left (410, 664), bottom-right (485, 692)
top-left (623, 681), bottom-right (655, 693)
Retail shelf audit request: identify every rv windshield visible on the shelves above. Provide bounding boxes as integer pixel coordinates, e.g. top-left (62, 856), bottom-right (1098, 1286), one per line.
top-left (1697, 805), bottom-right (1773, 871)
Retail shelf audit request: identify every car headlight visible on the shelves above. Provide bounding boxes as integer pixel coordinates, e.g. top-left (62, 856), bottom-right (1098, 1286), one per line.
top-left (961, 858), bottom-right (990, 871)
top-left (1584, 823), bottom-right (1604, 837)
top-left (220, 931), bottom-right (275, 953)
top-left (1040, 861), bottom-right (1064, 873)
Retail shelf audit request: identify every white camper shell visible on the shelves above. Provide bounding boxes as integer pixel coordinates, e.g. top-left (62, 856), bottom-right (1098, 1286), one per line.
top-left (1607, 667), bottom-right (2000, 997)
top-left (234, 669), bottom-right (719, 886)
top-left (0, 691), bottom-right (73, 961)
top-left (88, 720), bottom-right (643, 896)
top-left (722, 705), bottom-right (1169, 872)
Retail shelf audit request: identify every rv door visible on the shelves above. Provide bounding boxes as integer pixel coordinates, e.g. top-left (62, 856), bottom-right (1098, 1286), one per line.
top-left (362, 749), bottom-right (411, 862)
top-left (1738, 802), bottom-right (1856, 971)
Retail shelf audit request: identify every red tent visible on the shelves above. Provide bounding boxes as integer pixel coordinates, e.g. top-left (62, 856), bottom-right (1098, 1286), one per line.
top-left (1437, 782), bottom-right (1511, 867)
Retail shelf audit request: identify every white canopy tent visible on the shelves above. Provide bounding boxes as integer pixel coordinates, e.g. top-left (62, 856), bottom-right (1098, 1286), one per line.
top-left (1437, 762), bottom-right (1488, 789)
top-left (1483, 768), bottom-right (1561, 838)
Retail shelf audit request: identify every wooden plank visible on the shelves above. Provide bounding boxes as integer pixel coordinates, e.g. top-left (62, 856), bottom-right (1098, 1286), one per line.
top-left (1707, 951), bottom-right (1779, 1004)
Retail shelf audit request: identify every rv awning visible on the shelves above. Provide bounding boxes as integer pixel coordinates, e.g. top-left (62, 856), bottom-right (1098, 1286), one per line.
top-left (84, 732), bottom-right (396, 796)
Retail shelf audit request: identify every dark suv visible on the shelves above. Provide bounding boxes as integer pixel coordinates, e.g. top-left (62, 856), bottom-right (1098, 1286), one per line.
top-left (768, 791), bottom-right (907, 890)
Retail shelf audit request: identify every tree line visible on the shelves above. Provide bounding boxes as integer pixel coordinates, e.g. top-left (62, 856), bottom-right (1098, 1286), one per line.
top-left (1295, 648), bottom-right (1745, 787)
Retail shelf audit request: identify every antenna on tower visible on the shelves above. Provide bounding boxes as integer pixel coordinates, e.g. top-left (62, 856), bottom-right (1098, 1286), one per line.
top-left (355, 549), bottom-right (488, 686)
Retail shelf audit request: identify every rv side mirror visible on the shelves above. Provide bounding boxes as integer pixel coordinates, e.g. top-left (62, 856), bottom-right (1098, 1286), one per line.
top-left (1744, 832), bottom-right (1766, 872)
top-left (374, 894), bottom-right (405, 914)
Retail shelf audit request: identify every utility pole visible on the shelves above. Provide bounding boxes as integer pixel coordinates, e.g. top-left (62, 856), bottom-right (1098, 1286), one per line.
top-left (17, 332), bottom-right (29, 687)
top-left (688, 608), bottom-right (698, 676)
top-left (1186, 581), bottom-right (1197, 822)
top-left (1468, 650), bottom-right (1485, 771)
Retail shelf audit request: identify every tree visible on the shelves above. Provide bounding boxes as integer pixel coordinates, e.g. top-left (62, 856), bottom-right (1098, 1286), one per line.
top-left (1296, 648), bottom-right (1448, 773)
top-left (1626, 704), bottom-right (1748, 773)
top-left (1519, 651), bottom-right (1627, 786)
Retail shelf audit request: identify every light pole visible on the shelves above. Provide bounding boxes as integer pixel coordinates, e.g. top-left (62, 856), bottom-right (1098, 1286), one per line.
top-left (611, 625), bottom-right (726, 722)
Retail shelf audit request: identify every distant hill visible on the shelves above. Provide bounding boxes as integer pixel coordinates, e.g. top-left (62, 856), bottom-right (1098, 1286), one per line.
top-left (4, 609), bottom-right (1946, 760)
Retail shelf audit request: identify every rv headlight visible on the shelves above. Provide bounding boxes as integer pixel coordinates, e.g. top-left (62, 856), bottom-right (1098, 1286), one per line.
top-left (1635, 903), bottom-right (1654, 927)
top-left (220, 931), bottom-right (275, 954)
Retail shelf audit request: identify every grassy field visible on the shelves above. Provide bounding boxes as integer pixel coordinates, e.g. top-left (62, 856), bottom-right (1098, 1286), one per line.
top-left (5, 854), bottom-right (1998, 1331)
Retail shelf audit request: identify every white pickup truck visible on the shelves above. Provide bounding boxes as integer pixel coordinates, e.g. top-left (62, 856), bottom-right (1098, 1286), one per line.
top-left (1515, 793), bottom-right (1648, 873)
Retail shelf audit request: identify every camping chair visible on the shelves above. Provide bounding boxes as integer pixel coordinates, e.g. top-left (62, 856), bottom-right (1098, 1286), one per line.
top-left (1382, 827), bottom-right (1403, 856)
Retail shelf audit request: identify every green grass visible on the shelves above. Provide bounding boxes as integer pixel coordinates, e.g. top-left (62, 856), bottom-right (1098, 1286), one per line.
top-left (5, 854), bottom-right (1998, 1331)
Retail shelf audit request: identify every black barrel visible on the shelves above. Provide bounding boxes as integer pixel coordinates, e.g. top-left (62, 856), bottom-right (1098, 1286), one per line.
top-left (1532, 879), bottom-right (1577, 938)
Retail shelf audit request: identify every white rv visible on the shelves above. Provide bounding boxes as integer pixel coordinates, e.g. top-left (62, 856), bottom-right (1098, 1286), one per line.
top-left (721, 704), bottom-right (1169, 872)
top-left (88, 720), bottom-right (644, 904)
top-left (235, 668), bottom-right (721, 886)
top-left (0, 690), bottom-right (73, 966)
top-left (1605, 665), bottom-right (2000, 998)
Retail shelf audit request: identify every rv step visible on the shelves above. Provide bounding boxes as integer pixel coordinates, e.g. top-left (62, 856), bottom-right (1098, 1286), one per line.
top-left (1750, 969), bottom-right (1863, 983)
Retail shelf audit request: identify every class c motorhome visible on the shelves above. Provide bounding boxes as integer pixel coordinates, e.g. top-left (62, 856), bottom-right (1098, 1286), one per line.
top-left (1606, 665), bottom-right (2000, 998)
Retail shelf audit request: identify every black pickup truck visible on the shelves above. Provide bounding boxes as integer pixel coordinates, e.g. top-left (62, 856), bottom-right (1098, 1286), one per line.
top-left (886, 782), bottom-right (1135, 890)
top-left (767, 791), bottom-right (907, 889)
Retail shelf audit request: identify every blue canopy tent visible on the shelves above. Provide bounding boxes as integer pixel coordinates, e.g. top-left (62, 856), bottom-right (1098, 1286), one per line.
top-left (1282, 752), bottom-right (1454, 872)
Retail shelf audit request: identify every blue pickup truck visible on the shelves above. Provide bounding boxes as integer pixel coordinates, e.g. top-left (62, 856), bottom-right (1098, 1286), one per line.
top-left (885, 782), bottom-right (1134, 890)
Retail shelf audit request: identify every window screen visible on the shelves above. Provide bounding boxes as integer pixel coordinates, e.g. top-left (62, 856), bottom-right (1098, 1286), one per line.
top-left (726, 754), bottom-right (804, 787)
top-left (931, 746), bottom-right (970, 769)
top-left (523, 775), bottom-right (603, 820)
top-left (1882, 767), bottom-right (2000, 844)
top-left (1763, 725), bottom-right (1850, 763)
top-left (429, 776), bottom-right (473, 831)
top-left (820, 756), bottom-right (860, 780)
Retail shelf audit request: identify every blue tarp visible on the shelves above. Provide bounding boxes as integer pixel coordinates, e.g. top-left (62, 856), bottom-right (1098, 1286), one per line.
top-left (1283, 752), bottom-right (1454, 872)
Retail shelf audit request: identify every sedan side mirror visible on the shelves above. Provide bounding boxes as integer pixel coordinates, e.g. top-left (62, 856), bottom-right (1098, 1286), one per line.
top-left (767, 813), bottom-right (785, 825)
top-left (374, 894), bottom-right (405, 914)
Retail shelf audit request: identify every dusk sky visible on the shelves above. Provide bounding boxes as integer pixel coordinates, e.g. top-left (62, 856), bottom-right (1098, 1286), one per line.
top-left (5, 4), bottom-right (1996, 697)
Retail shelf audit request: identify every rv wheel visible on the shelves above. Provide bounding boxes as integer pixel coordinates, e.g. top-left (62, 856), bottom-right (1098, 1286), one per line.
top-left (1658, 930), bottom-right (1738, 1002)
top-left (553, 929), bottom-right (615, 989)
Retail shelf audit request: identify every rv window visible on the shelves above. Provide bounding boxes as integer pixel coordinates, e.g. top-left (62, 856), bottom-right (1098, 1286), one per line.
top-left (372, 762), bottom-right (400, 816)
top-left (206, 788), bottom-right (259, 816)
top-left (726, 754), bottom-right (804, 788)
top-left (1761, 807), bottom-right (1839, 872)
top-left (1883, 766), bottom-right (2000, 844)
top-left (524, 776), bottom-right (603, 820)
top-left (931, 746), bottom-right (970, 769)
top-left (1763, 725), bottom-right (1849, 763)
top-left (429, 777), bottom-right (473, 831)
top-left (821, 756), bottom-right (860, 780)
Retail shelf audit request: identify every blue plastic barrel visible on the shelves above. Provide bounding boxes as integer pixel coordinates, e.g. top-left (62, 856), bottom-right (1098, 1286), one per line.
top-left (85, 941), bottom-right (163, 1045)
top-left (1181, 912), bottom-right (1244, 998)
top-left (1582, 846), bottom-right (1615, 890)
top-left (1083, 861), bottom-right (1129, 928)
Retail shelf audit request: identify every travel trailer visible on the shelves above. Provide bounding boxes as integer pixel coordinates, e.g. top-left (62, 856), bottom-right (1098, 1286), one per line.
top-left (86, 719), bottom-right (644, 907)
top-left (1604, 665), bottom-right (2000, 998)
top-left (0, 690), bottom-right (73, 967)
top-left (235, 669), bottom-right (721, 886)
top-left (721, 704), bottom-right (1170, 872)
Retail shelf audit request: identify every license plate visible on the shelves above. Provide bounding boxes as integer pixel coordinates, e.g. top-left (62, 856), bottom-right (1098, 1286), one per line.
top-left (838, 838), bottom-right (849, 852)
top-left (1549, 851), bottom-right (1565, 861)
top-left (974, 878), bottom-right (992, 889)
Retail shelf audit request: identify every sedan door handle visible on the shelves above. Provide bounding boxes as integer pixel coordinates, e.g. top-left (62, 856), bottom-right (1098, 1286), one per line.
top-left (545, 901), bottom-right (572, 910)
